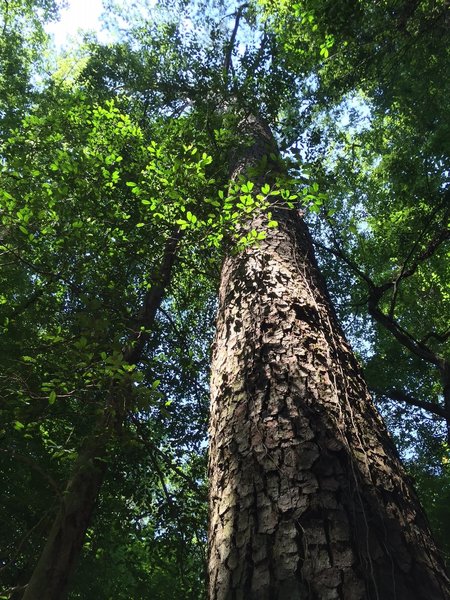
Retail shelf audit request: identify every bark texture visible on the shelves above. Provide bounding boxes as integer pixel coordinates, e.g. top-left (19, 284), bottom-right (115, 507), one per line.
top-left (208, 118), bottom-right (450, 600)
top-left (22, 232), bottom-right (180, 600)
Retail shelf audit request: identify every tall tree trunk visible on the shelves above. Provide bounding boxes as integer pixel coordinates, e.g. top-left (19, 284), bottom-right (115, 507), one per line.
top-left (208, 117), bottom-right (450, 600)
top-left (22, 232), bottom-right (180, 600)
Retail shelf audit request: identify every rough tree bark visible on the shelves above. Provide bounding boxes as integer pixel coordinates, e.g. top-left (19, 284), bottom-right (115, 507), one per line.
top-left (21, 232), bottom-right (180, 600)
top-left (208, 117), bottom-right (450, 600)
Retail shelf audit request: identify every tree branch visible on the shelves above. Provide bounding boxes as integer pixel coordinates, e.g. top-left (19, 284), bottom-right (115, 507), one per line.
top-left (420, 327), bottom-right (450, 346)
top-left (129, 413), bottom-right (206, 498)
top-left (313, 238), bottom-right (375, 289)
top-left (367, 290), bottom-right (441, 366)
top-left (0, 449), bottom-right (61, 498)
top-left (0, 509), bottom-right (53, 576)
top-left (374, 388), bottom-right (450, 422)
top-left (124, 229), bottom-right (182, 365)
top-left (389, 221), bottom-right (449, 318)
top-left (314, 227), bottom-right (447, 369)
top-left (223, 4), bottom-right (249, 85)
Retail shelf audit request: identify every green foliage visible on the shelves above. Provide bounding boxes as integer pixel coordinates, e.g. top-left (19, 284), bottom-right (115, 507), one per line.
top-left (1, 0), bottom-right (449, 596)
top-left (0, 0), bottom-right (61, 132)
top-left (0, 79), bottom-right (217, 595)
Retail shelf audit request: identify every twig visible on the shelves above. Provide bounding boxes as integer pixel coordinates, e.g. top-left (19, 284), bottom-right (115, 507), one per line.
top-left (128, 414), bottom-right (205, 497)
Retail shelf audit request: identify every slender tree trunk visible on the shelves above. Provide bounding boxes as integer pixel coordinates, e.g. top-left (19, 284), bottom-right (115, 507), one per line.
top-left (208, 117), bottom-right (450, 600)
top-left (442, 364), bottom-right (450, 445)
top-left (22, 232), bottom-right (180, 600)
top-left (21, 425), bottom-right (110, 600)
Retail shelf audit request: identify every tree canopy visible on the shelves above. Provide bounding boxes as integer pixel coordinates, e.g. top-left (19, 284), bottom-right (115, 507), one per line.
top-left (0, 1), bottom-right (449, 598)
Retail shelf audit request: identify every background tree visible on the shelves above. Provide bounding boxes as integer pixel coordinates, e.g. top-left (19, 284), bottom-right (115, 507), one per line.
top-left (0, 79), bottom-right (218, 598)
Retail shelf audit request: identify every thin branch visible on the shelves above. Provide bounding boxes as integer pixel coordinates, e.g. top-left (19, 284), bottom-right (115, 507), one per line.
top-left (0, 448), bottom-right (61, 498)
top-left (124, 229), bottom-right (182, 364)
top-left (129, 414), bottom-right (205, 497)
top-left (367, 291), bottom-right (441, 366)
top-left (420, 327), bottom-right (450, 346)
top-left (0, 508), bottom-right (53, 576)
top-left (389, 221), bottom-right (449, 317)
top-left (314, 227), bottom-right (447, 369)
top-left (374, 388), bottom-right (450, 422)
top-left (314, 237), bottom-right (382, 292)
top-left (1, 584), bottom-right (27, 598)
top-left (147, 446), bottom-right (174, 508)
top-left (7, 248), bottom-right (83, 298)
top-left (9, 288), bottom-right (46, 319)
top-left (223, 4), bottom-right (249, 84)
top-left (247, 30), bottom-right (269, 76)
top-left (143, 439), bottom-right (191, 588)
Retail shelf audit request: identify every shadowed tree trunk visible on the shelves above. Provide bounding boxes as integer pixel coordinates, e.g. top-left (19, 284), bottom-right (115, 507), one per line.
top-left (207, 116), bottom-right (450, 600)
top-left (21, 232), bottom-right (180, 600)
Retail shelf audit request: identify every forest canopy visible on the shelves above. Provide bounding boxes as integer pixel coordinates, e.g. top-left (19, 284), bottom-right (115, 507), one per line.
top-left (0, 1), bottom-right (449, 598)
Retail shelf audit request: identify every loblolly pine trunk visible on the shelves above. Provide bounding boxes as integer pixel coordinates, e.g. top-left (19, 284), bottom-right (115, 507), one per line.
top-left (22, 232), bottom-right (180, 600)
top-left (207, 116), bottom-right (450, 600)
